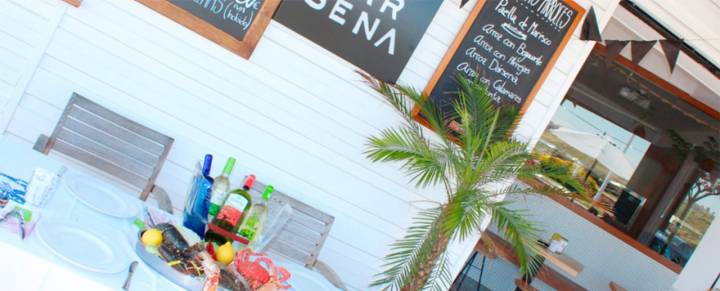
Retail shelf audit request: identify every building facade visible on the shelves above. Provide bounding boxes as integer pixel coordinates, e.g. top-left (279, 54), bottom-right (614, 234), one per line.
top-left (0, 0), bottom-right (717, 290)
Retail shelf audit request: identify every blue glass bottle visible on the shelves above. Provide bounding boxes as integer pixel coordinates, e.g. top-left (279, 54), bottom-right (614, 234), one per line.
top-left (183, 154), bottom-right (214, 238)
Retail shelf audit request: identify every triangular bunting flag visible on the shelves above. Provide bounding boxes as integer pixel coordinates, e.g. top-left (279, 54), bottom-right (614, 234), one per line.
top-left (580, 7), bottom-right (602, 41)
top-left (631, 40), bottom-right (656, 64)
top-left (660, 39), bottom-right (682, 73)
top-left (460, 0), bottom-right (469, 8)
top-left (604, 40), bottom-right (629, 64)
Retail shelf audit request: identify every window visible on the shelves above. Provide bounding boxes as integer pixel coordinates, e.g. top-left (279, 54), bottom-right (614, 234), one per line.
top-left (533, 51), bottom-right (720, 267)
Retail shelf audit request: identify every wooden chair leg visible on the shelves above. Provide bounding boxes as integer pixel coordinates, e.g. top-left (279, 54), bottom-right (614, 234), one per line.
top-left (149, 185), bottom-right (173, 214)
top-left (33, 135), bottom-right (51, 154)
top-left (609, 281), bottom-right (628, 291)
top-left (314, 260), bottom-right (347, 290)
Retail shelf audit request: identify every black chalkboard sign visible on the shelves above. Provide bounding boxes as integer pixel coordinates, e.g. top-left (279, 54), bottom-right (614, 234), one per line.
top-left (420, 0), bottom-right (585, 121)
top-left (169, 0), bottom-right (261, 42)
top-left (274, 1), bottom-right (442, 83)
top-left (138, 0), bottom-right (281, 59)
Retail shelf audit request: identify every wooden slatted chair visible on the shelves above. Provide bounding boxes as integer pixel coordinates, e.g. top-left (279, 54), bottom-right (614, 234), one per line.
top-left (33, 93), bottom-right (175, 212)
top-left (253, 181), bottom-right (347, 290)
top-left (609, 281), bottom-right (629, 291)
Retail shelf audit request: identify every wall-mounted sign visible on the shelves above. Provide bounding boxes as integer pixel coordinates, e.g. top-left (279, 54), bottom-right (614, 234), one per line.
top-left (274, 0), bottom-right (442, 83)
top-left (137, 0), bottom-right (281, 59)
top-left (418, 0), bottom-right (584, 122)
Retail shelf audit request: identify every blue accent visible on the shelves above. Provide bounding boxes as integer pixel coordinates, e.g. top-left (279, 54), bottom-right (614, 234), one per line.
top-left (0, 173), bottom-right (28, 204)
top-left (182, 174), bottom-right (213, 238)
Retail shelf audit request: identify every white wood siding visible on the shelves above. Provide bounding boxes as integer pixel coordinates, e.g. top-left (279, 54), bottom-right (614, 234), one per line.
top-left (0, 0), bottom-right (65, 131)
top-left (1, 0), bottom-right (618, 289)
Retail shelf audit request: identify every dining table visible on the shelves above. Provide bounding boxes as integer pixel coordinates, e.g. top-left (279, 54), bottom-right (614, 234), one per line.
top-left (0, 135), bottom-right (334, 291)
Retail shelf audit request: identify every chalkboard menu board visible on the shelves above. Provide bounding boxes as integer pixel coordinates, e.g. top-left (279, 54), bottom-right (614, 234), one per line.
top-left (137, 0), bottom-right (281, 59)
top-left (420, 0), bottom-right (584, 121)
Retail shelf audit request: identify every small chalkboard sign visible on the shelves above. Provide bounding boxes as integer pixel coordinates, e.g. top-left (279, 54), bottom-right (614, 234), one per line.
top-left (137, 0), bottom-right (281, 59)
top-left (417, 0), bottom-right (584, 123)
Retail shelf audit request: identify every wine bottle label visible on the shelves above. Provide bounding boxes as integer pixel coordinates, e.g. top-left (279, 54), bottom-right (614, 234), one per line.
top-left (216, 195), bottom-right (249, 227)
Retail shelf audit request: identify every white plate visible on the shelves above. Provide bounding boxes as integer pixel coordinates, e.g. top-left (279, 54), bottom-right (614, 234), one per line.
top-left (38, 220), bottom-right (129, 274)
top-left (272, 257), bottom-right (339, 290)
top-left (65, 173), bottom-right (140, 218)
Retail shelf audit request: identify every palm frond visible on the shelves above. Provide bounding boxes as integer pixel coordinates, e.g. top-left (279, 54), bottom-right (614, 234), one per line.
top-left (491, 204), bottom-right (544, 275)
top-left (423, 251), bottom-right (453, 291)
top-left (452, 187), bottom-right (490, 241)
top-left (366, 127), bottom-right (448, 188)
top-left (371, 207), bottom-right (445, 290)
top-left (473, 140), bottom-right (531, 184)
top-left (361, 71), bottom-right (453, 146)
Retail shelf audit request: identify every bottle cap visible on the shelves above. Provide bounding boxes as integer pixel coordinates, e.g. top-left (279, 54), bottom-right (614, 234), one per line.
top-left (243, 174), bottom-right (256, 190)
top-left (262, 185), bottom-right (274, 201)
top-left (223, 157), bottom-right (236, 175)
top-left (202, 154), bottom-right (213, 176)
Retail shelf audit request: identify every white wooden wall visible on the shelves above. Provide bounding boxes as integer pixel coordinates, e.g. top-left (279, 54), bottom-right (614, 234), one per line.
top-left (0, 0), bottom-right (65, 131)
top-left (0, 0), bottom-right (618, 289)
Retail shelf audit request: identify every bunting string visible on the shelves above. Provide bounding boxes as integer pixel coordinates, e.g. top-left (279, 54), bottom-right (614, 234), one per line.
top-left (578, 5), bottom-right (688, 73)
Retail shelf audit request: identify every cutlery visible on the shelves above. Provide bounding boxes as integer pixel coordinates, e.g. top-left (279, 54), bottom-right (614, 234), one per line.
top-left (121, 261), bottom-right (139, 290)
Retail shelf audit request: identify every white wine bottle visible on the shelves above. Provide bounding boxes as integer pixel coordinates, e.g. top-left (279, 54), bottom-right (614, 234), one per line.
top-left (237, 185), bottom-right (274, 245)
top-left (207, 157), bottom-right (236, 219)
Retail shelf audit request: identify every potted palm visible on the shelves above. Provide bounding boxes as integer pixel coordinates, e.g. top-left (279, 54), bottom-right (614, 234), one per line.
top-left (361, 73), bottom-right (587, 290)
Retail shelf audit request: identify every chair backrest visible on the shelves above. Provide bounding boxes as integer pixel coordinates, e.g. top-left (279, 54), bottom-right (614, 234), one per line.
top-left (34, 93), bottom-right (173, 200)
top-left (253, 181), bottom-right (334, 268)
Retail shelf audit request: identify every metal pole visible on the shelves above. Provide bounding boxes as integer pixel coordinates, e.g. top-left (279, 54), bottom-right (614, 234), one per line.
top-left (476, 255), bottom-right (487, 291)
top-left (453, 251), bottom-right (478, 290)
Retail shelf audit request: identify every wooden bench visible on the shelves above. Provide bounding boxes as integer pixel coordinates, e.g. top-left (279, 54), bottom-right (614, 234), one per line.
top-left (476, 231), bottom-right (587, 291)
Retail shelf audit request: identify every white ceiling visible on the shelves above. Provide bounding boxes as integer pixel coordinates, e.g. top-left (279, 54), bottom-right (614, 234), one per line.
top-left (631, 0), bottom-right (720, 69)
top-left (601, 2), bottom-right (720, 113)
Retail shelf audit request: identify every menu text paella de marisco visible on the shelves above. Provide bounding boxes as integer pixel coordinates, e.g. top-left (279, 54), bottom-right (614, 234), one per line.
top-left (428, 0), bottom-right (582, 115)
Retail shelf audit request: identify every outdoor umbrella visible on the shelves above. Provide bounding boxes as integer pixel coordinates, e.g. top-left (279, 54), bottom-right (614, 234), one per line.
top-left (548, 127), bottom-right (637, 199)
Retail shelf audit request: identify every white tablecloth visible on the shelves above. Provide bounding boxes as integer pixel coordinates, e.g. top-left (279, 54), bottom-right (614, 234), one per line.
top-left (0, 136), bottom-right (339, 291)
top-left (0, 136), bottom-right (183, 291)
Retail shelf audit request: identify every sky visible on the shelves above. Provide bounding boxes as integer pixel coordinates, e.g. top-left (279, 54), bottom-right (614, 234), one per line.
top-left (551, 100), bottom-right (650, 172)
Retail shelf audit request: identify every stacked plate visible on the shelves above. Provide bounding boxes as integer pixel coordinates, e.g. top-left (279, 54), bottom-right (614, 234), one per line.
top-left (64, 173), bottom-right (140, 219)
top-left (37, 173), bottom-right (141, 274)
top-left (37, 221), bottom-right (129, 274)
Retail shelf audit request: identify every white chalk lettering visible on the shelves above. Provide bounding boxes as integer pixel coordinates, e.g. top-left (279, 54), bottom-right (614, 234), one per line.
top-left (380, 0), bottom-right (404, 20)
top-left (329, 0), bottom-right (353, 25)
top-left (456, 62), bottom-right (479, 78)
top-left (352, 11), bottom-right (380, 40)
top-left (482, 24), bottom-right (503, 41)
top-left (489, 58), bottom-right (518, 84)
top-left (516, 42), bottom-right (543, 66)
top-left (536, 0), bottom-right (574, 29)
top-left (465, 47), bottom-right (488, 65)
top-left (304, 0), bottom-right (325, 10)
top-left (374, 28), bottom-right (396, 55)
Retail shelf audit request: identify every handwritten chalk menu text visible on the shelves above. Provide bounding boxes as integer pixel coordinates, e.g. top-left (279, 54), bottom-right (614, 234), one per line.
top-left (424, 0), bottom-right (584, 118)
top-left (274, 1), bottom-right (442, 83)
top-left (137, 0), bottom-right (281, 59)
top-left (169, 0), bottom-right (262, 41)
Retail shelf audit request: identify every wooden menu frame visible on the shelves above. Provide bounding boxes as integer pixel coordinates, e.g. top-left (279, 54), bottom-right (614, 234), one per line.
top-left (412, 0), bottom-right (585, 127)
top-left (136, 0), bottom-right (281, 59)
top-left (62, 0), bottom-right (82, 7)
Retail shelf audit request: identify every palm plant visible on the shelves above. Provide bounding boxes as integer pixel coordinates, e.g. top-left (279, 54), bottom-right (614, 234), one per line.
top-left (361, 73), bottom-right (587, 291)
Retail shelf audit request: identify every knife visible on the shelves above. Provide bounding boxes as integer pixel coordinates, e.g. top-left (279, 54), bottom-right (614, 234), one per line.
top-left (122, 261), bottom-right (139, 290)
